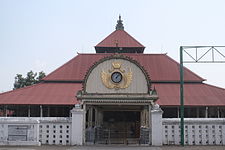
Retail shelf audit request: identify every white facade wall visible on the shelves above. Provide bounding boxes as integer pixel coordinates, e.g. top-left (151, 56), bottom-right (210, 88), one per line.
top-left (86, 58), bottom-right (149, 94)
top-left (162, 118), bottom-right (225, 145)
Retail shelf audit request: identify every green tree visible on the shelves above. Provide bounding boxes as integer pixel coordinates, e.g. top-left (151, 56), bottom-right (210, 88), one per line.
top-left (13, 71), bottom-right (46, 90)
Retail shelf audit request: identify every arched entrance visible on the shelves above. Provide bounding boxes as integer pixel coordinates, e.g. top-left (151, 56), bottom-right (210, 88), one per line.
top-left (85, 104), bottom-right (151, 144)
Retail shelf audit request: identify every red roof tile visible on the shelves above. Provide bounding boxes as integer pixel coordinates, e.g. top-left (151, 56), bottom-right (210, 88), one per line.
top-left (43, 53), bottom-right (204, 82)
top-left (1, 53), bottom-right (224, 106)
top-left (155, 83), bottom-right (225, 106)
top-left (0, 83), bottom-right (82, 105)
top-left (95, 30), bottom-right (145, 48)
top-left (1, 82), bottom-right (224, 106)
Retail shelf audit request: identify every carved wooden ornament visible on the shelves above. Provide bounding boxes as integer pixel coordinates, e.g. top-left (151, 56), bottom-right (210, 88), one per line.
top-left (101, 61), bottom-right (132, 89)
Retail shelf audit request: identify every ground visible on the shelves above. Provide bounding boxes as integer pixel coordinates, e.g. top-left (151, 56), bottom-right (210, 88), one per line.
top-left (0, 145), bottom-right (225, 150)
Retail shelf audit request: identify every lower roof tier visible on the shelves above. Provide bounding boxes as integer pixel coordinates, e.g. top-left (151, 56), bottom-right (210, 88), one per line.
top-left (0, 82), bottom-right (224, 106)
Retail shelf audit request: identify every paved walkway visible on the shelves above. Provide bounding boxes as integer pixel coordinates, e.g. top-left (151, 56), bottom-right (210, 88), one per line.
top-left (0, 145), bottom-right (225, 150)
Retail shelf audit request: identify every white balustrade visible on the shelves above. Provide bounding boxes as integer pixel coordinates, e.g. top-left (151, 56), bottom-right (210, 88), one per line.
top-left (162, 118), bottom-right (225, 145)
top-left (38, 117), bottom-right (71, 145)
top-left (1, 117), bottom-right (225, 146)
top-left (0, 117), bottom-right (71, 146)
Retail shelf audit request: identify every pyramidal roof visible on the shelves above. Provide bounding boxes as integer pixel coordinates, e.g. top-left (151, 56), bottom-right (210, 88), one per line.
top-left (95, 30), bottom-right (145, 48)
top-left (1, 17), bottom-right (225, 107)
top-left (95, 16), bottom-right (145, 53)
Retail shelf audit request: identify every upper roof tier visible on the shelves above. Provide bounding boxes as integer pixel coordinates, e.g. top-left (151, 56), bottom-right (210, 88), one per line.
top-left (95, 16), bottom-right (145, 53)
top-left (42, 53), bottom-right (204, 82)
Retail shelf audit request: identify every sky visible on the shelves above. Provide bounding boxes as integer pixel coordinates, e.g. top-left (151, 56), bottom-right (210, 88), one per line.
top-left (0, 0), bottom-right (225, 92)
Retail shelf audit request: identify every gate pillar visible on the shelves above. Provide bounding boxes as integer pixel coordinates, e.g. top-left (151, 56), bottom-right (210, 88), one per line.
top-left (151, 104), bottom-right (163, 146)
top-left (71, 106), bottom-right (85, 145)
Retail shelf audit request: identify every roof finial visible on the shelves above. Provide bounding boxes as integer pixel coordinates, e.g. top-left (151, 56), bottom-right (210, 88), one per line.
top-left (116, 15), bottom-right (124, 30)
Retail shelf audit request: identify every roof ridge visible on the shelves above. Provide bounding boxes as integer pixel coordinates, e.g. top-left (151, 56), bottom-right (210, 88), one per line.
top-left (77, 53), bottom-right (166, 55)
top-left (164, 55), bottom-right (205, 81)
top-left (95, 30), bottom-right (117, 47)
top-left (204, 83), bottom-right (225, 91)
top-left (0, 82), bottom-right (43, 96)
top-left (42, 54), bottom-right (79, 81)
top-left (122, 30), bottom-right (145, 47)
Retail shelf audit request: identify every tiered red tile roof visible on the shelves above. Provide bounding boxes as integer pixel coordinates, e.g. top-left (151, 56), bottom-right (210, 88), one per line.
top-left (0, 16), bottom-right (225, 106)
top-left (1, 53), bottom-right (225, 106)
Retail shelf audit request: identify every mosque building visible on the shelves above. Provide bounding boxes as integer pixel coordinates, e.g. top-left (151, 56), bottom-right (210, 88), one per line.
top-left (0, 16), bottom-right (225, 144)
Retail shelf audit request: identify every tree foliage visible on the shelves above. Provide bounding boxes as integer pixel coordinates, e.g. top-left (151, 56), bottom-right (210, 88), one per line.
top-left (13, 71), bottom-right (46, 90)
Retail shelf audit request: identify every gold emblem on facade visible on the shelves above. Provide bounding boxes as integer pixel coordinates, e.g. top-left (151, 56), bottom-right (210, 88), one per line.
top-left (101, 61), bottom-right (132, 89)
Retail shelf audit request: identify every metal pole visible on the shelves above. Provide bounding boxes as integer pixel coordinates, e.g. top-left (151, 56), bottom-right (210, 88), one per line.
top-left (180, 46), bottom-right (185, 146)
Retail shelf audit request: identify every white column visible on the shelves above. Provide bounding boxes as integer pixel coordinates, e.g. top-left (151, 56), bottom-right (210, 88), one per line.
top-left (197, 107), bottom-right (199, 118)
top-left (47, 106), bottom-right (50, 117)
top-left (89, 107), bottom-right (93, 127)
top-left (3, 105), bottom-right (8, 117)
top-left (95, 107), bottom-right (98, 126)
top-left (71, 107), bottom-right (85, 145)
top-left (151, 104), bottom-right (163, 146)
top-left (4, 105), bottom-right (7, 117)
top-left (28, 105), bottom-right (31, 117)
top-left (40, 105), bottom-right (43, 117)
top-left (148, 105), bottom-right (152, 144)
top-left (205, 107), bottom-right (208, 118)
top-left (217, 107), bottom-right (220, 118)
top-left (98, 110), bottom-right (103, 126)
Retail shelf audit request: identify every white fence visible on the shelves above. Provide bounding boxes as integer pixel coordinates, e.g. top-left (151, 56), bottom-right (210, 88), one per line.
top-left (162, 118), bottom-right (225, 145)
top-left (0, 117), bottom-right (71, 146)
top-left (0, 117), bottom-right (40, 146)
top-left (39, 117), bottom-right (71, 145)
top-left (1, 117), bottom-right (225, 146)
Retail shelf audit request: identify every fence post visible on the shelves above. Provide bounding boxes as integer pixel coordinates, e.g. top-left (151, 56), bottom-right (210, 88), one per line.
top-left (71, 106), bottom-right (85, 145)
top-left (151, 104), bottom-right (163, 146)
